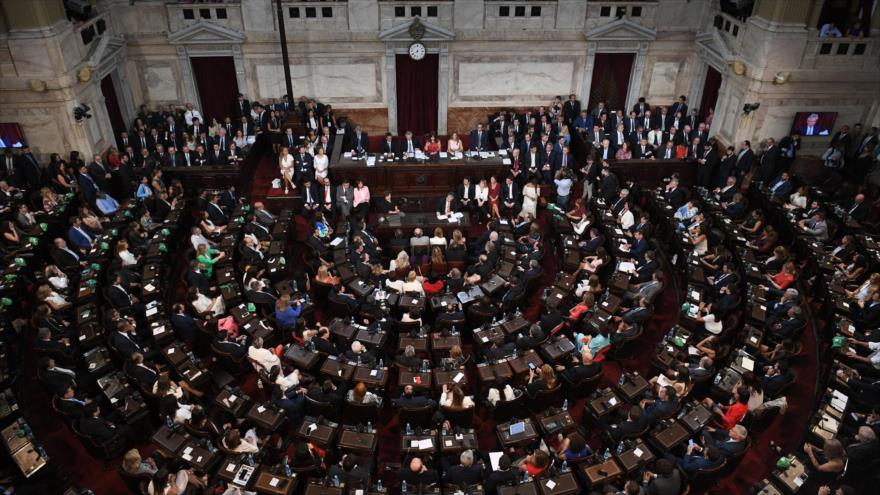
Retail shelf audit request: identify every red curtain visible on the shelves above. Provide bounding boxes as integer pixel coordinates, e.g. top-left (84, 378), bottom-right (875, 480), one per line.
top-left (698, 66), bottom-right (722, 121)
top-left (589, 53), bottom-right (634, 112)
top-left (190, 57), bottom-right (240, 124)
top-left (396, 54), bottom-right (438, 137)
top-left (100, 74), bottom-right (126, 138)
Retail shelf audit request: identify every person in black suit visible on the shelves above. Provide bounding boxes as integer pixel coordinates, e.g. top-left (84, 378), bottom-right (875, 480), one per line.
top-left (562, 94), bottom-right (581, 124)
top-left (186, 260), bottom-right (212, 294)
top-left (214, 330), bottom-right (248, 359)
top-left (846, 193), bottom-right (868, 222)
top-left (606, 405), bottom-right (646, 442)
top-left (34, 327), bottom-right (76, 360)
top-left (398, 131), bottom-right (421, 155)
top-left (106, 272), bottom-right (142, 312)
top-left (557, 348), bottom-right (602, 384)
top-left (380, 133), bottom-right (396, 155)
top-left (307, 378), bottom-right (345, 405)
top-left (16, 146), bottom-right (42, 191)
top-left (469, 124), bottom-right (489, 152)
top-left (110, 320), bottom-right (156, 360)
top-left (170, 304), bottom-right (199, 343)
top-left (400, 457), bottom-right (440, 486)
top-left (395, 384), bottom-right (436, 408)
top-left (57, 386), bottom-right (92, 419)
top-left (235, 93), bottom-right (251, 118)
top-left (127, 352), bottom-right (160, 391)
top-left (51, 238), bottom-right (84, 271)
top-left (79, 403), bottom-right (133, 443)
top-left (436, 192), bottom-right (459, 217)
top-left (758, 139), bottom-right (779, 183)
top-left (208, 142), bottom-right (228, 166)
top-left (484, 454), bottom-right (518, 495)
top-left (327, 454), bottom-right (370, 488)
top-left (38, 357), bottom-right (77, 396)
top-left (246, 278), bottom-right (278, 306)
top-left (241, 236), bottom-right (266, 267)
top-left (243, 214), bottom-right (271, 242)
top-left (500, 177), bottom-right (519, 216)
top-left (311, 327), bottom-right (339, 356)
top-left (457, 178), bottom-right (477, 214)
top-left (443, 450), bottom-right (484, 489)
top-left (641, 385), bottom-right (679, 426)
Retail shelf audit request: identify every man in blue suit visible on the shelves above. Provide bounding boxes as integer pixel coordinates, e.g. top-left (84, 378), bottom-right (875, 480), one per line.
top-left (469, 123), bottom-right (489, 152)
top-left (641, 385), bottom-right (678, 426)
top-left (67, 217), bottom-right (95, 253)
top-left (77, 165), bottom-right (99, 205)
top-left (701, 424), bottom-right (748, 460)
top-left (768, 172), bottom-right (793, 199)
top-left (677, 444), bottom-right (723, 475)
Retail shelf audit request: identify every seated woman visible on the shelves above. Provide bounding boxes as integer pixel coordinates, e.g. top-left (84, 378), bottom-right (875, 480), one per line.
top-left (1, 220), bottom-right (23, 248)
top-left (121, 448), bottom-right (159, 477)
top-left (702, 388), bottom-right (749, 430)
top-left (347, 382), bottom-right (382, 406)
top-left (557, 431), bottom-right (592, 461)
top-left (159, 393), bottom-right (194, 425)
top-left (222, 427), bottom-right (260, 454)
top-left (764, 261), bottom-right (797, 290)
top-left (650, 365), bottom-right (692, 398)
top-left (518, 449), bottom-right (551, 477)
top-left (443, 345), bottom-right (466, 369)
top-left (576, 247), bottom-right (608, 277)
top-left (429, 227), bottom-right (447, 247)
top-left (269, 365), bottom-right (301, 394)
top-left (575, 274), bottom-right (605, 299)
top-left (153, 371), bottom-right (202, 401)
top-left (147, 469), bottom-right (208, 495)
top-left (44, 265), bottom-right (69, 292)
top-left (568, 292), bottom-right (595, 321)
top-left (784, 185), bottom-right (808, 210)
top-left (763, 246), bottom-right (789, 274)
top-left (739, 210), bottom-right (764, 236)
top-left (802, 438), bottom-right (847, 484)
top-left (136, 176), bottom-right (152, 201)
top-left (575, 326), bottom-right (611, 357)
top-left (116, 239), bottom-right (140, 267)
top-left (750, 225), bottom-right (779, 254)
top-left (834, 253), bottom-right (867, 285)
top-left (694, 302), bottom-right (724, 335)
top-left (440, 384), bottom-right (475, 409)
top-left (689, 225), bottom-right (708, 256)
top-left (731, 371), bottom-right (765, 411)
top-left (80, 207), bottom-right (106, 233)
top-left (566, 198), bottom-right (591, 235)
top-left (199, 211), bottom-right (227, 236)
top-left (315, 265), bottom-right (341, 286)
top-left (40, 187), bottom-right (59, 212)
top-left (424, 134), bottom-right (441, 156)
top-left (37, 284), bottom-right (70, 312)
top-left (195, 243), bottom-right (225, 277)
top-left (188, 287), bottom-right (225, 317)
top-left (402, 270), bottom-right (425, 295)
top-left (389, 251), bottom-right (411, 278)
top-left (525, 364), bottom-right (558, 399)
top-left (846, 272), bottom-right (880, 302)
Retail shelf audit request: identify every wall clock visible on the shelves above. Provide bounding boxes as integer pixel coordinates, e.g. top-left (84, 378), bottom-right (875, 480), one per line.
top-left (408, 42), bottom-right (426, 61)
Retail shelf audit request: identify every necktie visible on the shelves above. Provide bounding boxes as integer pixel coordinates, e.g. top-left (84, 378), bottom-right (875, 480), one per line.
top-left (408, 141), bottom-right (413, 154)
top-left (185, 154), bottom-right (191, 166)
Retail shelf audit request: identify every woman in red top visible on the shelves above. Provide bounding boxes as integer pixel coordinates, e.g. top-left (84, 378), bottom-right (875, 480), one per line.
top-left (766, 261), bottom-right (797, 290)
top-left (487, 176), bottom-right (502, 219)
top-left (424, 134), bottom-right (441, 157)
top-left (703, 388), bottom-right (749, 430)
top-left (568, 292), bottom-right (595, 320)
top-left (519, 449), bottom-right (550, 477)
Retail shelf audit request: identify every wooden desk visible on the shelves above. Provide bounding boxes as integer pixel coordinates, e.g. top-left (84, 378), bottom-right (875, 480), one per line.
top-left (247, 403), bottom-right (286, 431)
top-left (430, 294), bottom-right (459, 312)
top-left (585, 389), bottom-right (624, 419)
top-left (328, 319), bottom-right (358, 344)
top-left (537, 472), bottom-right (579, 495)
top-left (509, 351), bottom-right (543, 376)
top-left (649, 420), bottom-right (690, 451)
top-left (497, 419), bottom-right (539, 448)
top-left (283, 346), bottom-right (322, 370)
top-left (582, 459), bottom-right (623, 487)
top-left (501, 316), bottom-right (530, 336)
top-left (179, 438), bottom-right (218, 473)
top-left (150, 425), bottom-right (188, 457)
top-left (320, 356), bottom-right (355, 382)
top-left (337, 429), bottom-right (378, 455)
top-left (296, 418), bottom-right (338, 448)
top-left (614, 441), bottom-right (656, 473)
top-left (440, 430), bottom-right (477, 453)
top-left (215, 389), bottom-right (250, 417)
top-left (253, 468), bottom-right (297, 495)
top-left (434, 368), bottom-right (468, 390)
top-left (352, 366), bottom-right (390, 388)
top-left (217, 459), bottom-right (259, 488)
top-left (399, 370), bottom-right (433, 391)
top-left (476, 361), bottom-right (514, 385)
top-left (303, 484), bottom-right (344, 495)
top-left (540, 336), bottom-right (575, 363)
top-left (402, 432), bottom-right (437, 454)
top-left (354, 328), bottom-right (387, 349)
top-left (772, 456), bottom-right (808, 494)
top-left (536, 411), bottom-right (576, 436)
top-left (431, 334), bottom-right (461, 353)
top-left (679, 404), bottom-right (714, 433)
top-left (614, 373), bottom-right (650, 403)
top-left (161, 166), bottom-right (241, 190)
top-left (398, 295), bottom-right (426, 313)
top-left (398, 335), bottom-right (429, 353)
top-left (480, 274), bottom-right (507, 296)
top-left (474, 325), bottom-right (506, 346)
top-left (498, 482), bottom-right (538, 495)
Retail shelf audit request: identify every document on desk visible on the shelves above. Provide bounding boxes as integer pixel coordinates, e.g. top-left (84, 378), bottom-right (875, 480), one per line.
top-left (330, 237), bottom-right (345, 247)
top-left (366, 156), bottom-right (376, 167)
top-left (499, 149), bottom-right (508, 156)
top-left (502, 158), bottom-right (512, 165)
top-left (453, 372), bottom-right (464, 383)
top-left (618, 261), bottom-right (636, 273)
top-left (418, 439), bottom-right (433, 450)
top-left (439, 152), bottom-right (448, 158)
top-left (741, 357), bottom-right (755, 371)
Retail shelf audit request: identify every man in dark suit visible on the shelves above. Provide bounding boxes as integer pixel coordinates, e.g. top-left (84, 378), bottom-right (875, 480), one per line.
top-left (380, 133), bottom-right (396, 155)
top-left (398, 131), bottom-right (421, 155)
top-left (443, 450), bottom-right (484, 489)
top-left (206, 194), bottom-right (228, 225)
top-left (170, 304), bottom-right (199, 343)
top-left (208, 143), bottom-right (228, 166)
top-left (79, 403), bottom-right (132, 443)
top-left (235, 93), bottom-right (251, 118)
top-left (484, 455), bottom-right (518, 495)
top-left (846, 193), bottom-right (868, 222)
top-left (599, 167), bottom-right (620, 203)
top-left (469, 124), bottom-right (489, 152)
top-left (641, 386), bottom-right (678, 426)
top-left (110, 320), bottom-right (155, 359)
top-left (456, 178), bottom-right (477, 213)
top-left (241, 236), bottom-right (266, 267)
top-left (436, 192), bottom-right (459, 217)
top-left (697, 140), bottom-right (719, 188)
top-left (311, 327), bottom-right (339, 356)
top-left (57, 386), bottom-right (92, 419)
top-left (185, 260), bottom-right (212, 294)
top-left (246, 278), bottom-right (278, 306)
top-left (633, 138), bottom-right (655, 159)
top-left (299, 177), bottom-right (320, 216)
top-left (395, 384), bottom-right (436, 408)
top-left (558, 348), bottom-right (603, 384)
top-left (701, 424), bottom-right (748, 459)
top-left (39, 357), bottom-right (77, 396)
top-left (768, 172), bottom-right (793, 199)
top-left (214, 330), bottom-right (247, 359)
top-left (661, 179), bottom-right (686, 208)
top-left (307, 379), bottom-right (345, 405)
top-left (51, 238), bottom-right (84, 270)
top-left (563, 94), bottom-right (581, 124)
top-left (127, 352), bottom-right (160, 390)
top-left (16, 147), bottom-right (42, 191)
top-left (327, 455), bottom-right (370, 488)
top-left (607, 405), bottom-right (646, 442)
top-left (759, 139), bottom-right (779, 183)
top-left (348, 125), bottom-right (369, 154)
top-left (501, 177), bottom-right (519, 216)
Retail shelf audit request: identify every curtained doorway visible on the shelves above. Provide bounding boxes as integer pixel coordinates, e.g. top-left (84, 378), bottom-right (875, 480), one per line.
top-left (100, 74), bottom-right (126, 139)
top-left (395, 54), bottom-right (438, 138)
top-left (190, 56), bottom-right (239, 124)
top-left (699, 65), bottom-right (722, 123)
top-left (588, 53), bottom-right (634, 113)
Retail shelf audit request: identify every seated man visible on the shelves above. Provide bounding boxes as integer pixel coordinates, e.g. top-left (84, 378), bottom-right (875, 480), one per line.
top-left (674, 443), bottom-right (723, 475)
top-left (400, 456), bottom-right (439, 486)
top-left (395, 384), bottom-right (437, 408)
top-left (443, 449), bottom-right (484, 489)
top-left (640, 459), bottom-right (682, 495)
top-left (606, 405), bottom-right (646, 442)
top-left (641, 385), bottom-right (679, 426)
top-left (214, 330), bottom-right (248, 359)
top-left (328, 454), bottom-right (370, 487)
top-left (701, 424), bottom-right (748, 459)
top-left (798, 211), bottom-right (829, 242)
top-left (79, 403), bottom-right (134, 443)
top-left (556, 348), bottom-right (602, 384)
top-left (767, 306), bottom-right (804, 341)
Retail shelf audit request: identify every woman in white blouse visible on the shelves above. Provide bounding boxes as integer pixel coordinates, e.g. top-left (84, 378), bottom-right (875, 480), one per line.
top-left (520, 180), bottom-right (540, 218)
top-left (222, 428), bottom-right (260, 454)
top-left (44, 265), bottom-right (69, 291)
top-left (305, 109), bottom-right (320, 131)
top-left (313, 146), bottom-right (329, 182)
top-left (475, 179), bottom-right (489, 217)
top-left (270, 366), bottom-right (300, 393)
top-left (784, 185), bottom-right (808, 210)
top-left (188, 287), bottom-right (225, 317)
top-left (116, 239), bottom-right (139, 267)
top-left (402, 271), bottom-right (425, 295)
top-left (429, 227), bottom-right (447, 247)
top-left (440, 384), bottom-right (475, 409)
top-left (618, 203), bottom-right (635, 230)
top-left (37, 285), bottom-right (70, 311)
top-left (446, 133), bottom-right (463, 154)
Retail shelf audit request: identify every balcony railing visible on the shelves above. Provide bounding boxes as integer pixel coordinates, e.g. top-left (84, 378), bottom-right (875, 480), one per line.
top-left (585, 1), bottom-right (658, 31)
top-left (167, 1), bottom-right (243, 32)
top-left (281, 1), bottom-right (350, 31)
top-left (803, 34), bottom-right (877, 70)
top-left (77, 13), bottom-right (109, 47)
top-left (713, 12), bottom-right (744, 38)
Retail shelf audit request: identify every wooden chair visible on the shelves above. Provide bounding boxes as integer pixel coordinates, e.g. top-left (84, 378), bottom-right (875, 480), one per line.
top-left (490, 394), bottom-right (525, 423)
top-left (304, 394), bottom-right (338, 421)
top-left (528, 383), bottom-right (563, 412)
top-left (398, 405), bottom-right (435, 429)
top-left (209, 341), bottom-right (250, 376)
top-left (440, 405), bottom-right (474, 428)
top-left (117, 465), bottom-right (152, 494)
top-left (342, 400), bottom-right (379, 425)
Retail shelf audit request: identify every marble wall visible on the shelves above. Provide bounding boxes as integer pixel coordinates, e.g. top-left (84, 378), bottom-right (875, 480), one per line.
top-left (142, 65), bottom-right (180, 103)
top-left (451, 54), bottom-right (585, 105)
top-left (252, 61), bottom-right (384, 105)
top-left (337, 107), bottom-right (389, 135)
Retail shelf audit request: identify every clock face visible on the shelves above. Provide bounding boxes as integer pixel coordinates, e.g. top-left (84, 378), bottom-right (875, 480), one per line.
top-left (409, 42), bottom-right (426, 61)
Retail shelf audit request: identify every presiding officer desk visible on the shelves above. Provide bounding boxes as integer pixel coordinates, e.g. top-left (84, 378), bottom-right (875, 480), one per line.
top-left (329, 153), bottom-right (696, 196)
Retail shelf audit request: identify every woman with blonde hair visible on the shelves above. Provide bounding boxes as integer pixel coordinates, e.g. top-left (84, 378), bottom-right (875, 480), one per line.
top-left (122, 448), bottom-right (159, 476)
top-left (315, 265), bottom-right (340, 285)
top-left (196, 243), bottom-right (225, 277)
top-left (431, 246), bottom-right (445, 265)
top-left (37, 284), bottom-right (70, 311)
top-left (440, 383), bottom-right (475, 409)
top-left (390, 250), bottom-right (411, 276)
top-left (403, 270), bottom-right (425, 295)
top-left (116, 239), bottom-right (139, 267)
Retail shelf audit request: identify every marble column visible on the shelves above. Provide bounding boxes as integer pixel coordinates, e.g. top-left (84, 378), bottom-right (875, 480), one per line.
top-left (177, 46), bottom-right (200, 107)
top-left (385, 46), bottom-right (398, 134)
top-left (112, 63), bottom-right (137, 124)
top-left (580, 42), bottom-right (598, 104)
top-left (687, 58), bottom-right (709, 111)
top-left (437, 42), bottom-right (449, 134)
top-left (625, 43), bottom-right (649, 110)
top-left (232, 45), bottom-right (249, 98)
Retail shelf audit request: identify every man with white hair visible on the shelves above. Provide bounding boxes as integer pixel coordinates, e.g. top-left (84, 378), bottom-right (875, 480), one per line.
top-left (344, 340), bottom-right (376, 365)
top-left (701, 424), bottom-right (748, 459)
top-left (248, 336), bottom-right (281, 373)
top-left (443, 449), bottom-right (484, 488)
top-left (400, 457), bottom-right (439, 486)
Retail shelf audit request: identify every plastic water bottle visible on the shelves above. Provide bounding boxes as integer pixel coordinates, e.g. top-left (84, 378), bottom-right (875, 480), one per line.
top-left (406, 423), bottom-right (413, 435)
top-left (492, 316), bottom-right (498, 326)
top-left (451, 325), bottom-right (457, 336)
top-left (367, 421), bottom-right (373, 433)
top-left (714, 374), bottom-right (722, 385)
top-left (603, 448), bottom-right (610, 461)
top-left (283, 456), bottom-right (292, 477)
top-left (292, 280), bottom-right (298, 292)
top-left (357, 355), bottom-right (362, 366)
top-left (377, 480), bottom-right (383, 492)
top-left (401, 480), bottom-right (408, 493)
top-left (350, 316), bottom-right (355, 325)
top-left (333, 475), bottom-right (341, 487)
top-left (166, 416), bottom-right (174, 430)
top-left (560, 460), bottom-right (568, 473)
top-left (309, 339), bottom-right (316, 352)
top-left (522, 470), bottom-right (529, 483)
top-left (617, 442), bottom-right (624, 455)
top-left (562, 399), bottom-right (569, 411)
top-left (619, 374), bottom-right (626, 386)
top-left (378, 358), bottom-right (384, 369)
